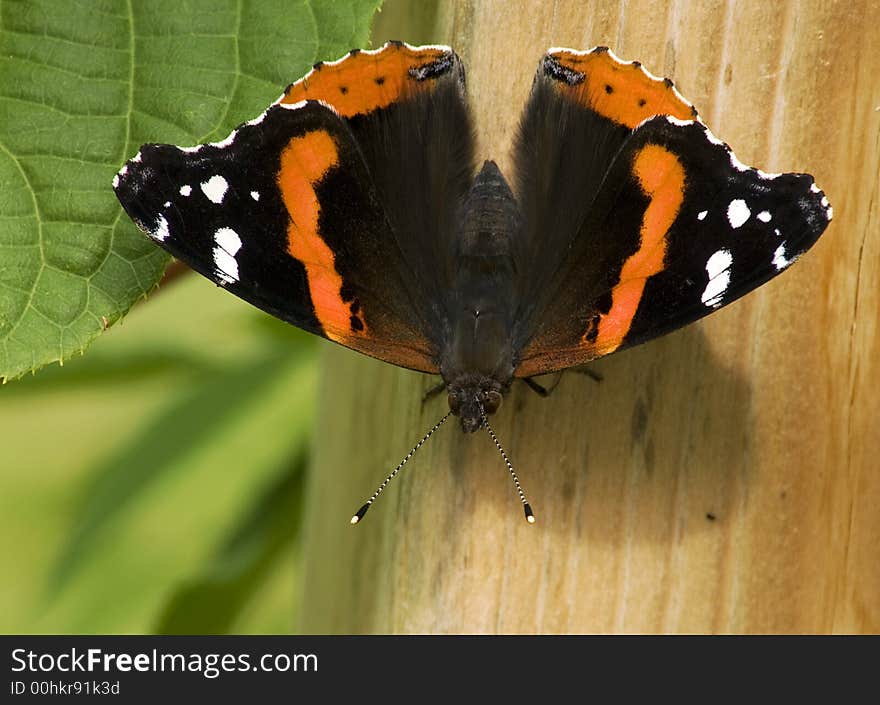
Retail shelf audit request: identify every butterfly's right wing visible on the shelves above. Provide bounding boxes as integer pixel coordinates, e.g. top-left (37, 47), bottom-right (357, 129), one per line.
top-left (510, 47), bottom-right (698, 329)
top-left (510, 47), bottom-right (830, 377)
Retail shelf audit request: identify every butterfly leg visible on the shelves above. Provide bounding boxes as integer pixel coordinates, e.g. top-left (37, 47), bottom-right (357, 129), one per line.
top-left (522, 375), bottom-right (563, 397)
top-left (422, 380), bottom-right (447, 404)
top-left (572, 365), bottom-right (603, 383)
top-left (523, 366), bottom-right (603, 397)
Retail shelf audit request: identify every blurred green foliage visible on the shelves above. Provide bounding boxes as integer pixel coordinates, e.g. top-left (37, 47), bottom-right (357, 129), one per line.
top-left (0, 0), bottom-right (384, 633)
top-left (1, 274), bottom-right (317, 633)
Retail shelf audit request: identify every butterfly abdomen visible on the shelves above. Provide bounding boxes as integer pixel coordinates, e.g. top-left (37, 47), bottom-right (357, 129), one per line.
top-left (440, 161), bottom-right (521, 430)
top-left (457, 160), bottom-right (521, 258)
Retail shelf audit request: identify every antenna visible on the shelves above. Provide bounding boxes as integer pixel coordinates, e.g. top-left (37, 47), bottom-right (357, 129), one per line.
top-left (350, 411), bottom-right (452, 525)
top-left (478, 401), bottom-right (536, 524)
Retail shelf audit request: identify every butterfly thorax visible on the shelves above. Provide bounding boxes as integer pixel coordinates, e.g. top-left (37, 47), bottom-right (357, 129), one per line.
top-left (441, 160), bottom-right (520, 432)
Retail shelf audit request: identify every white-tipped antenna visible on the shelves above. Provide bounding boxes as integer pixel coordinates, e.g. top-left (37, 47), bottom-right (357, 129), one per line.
top-left (478, 402), bottom-right (535, 524)
top-left (350, 411), bottom-right (452, 525)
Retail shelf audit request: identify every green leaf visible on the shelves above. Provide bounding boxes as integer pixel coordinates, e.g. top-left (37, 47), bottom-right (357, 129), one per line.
top-left (0, 273), bottom-right (319, 633)
top-left (154, 450), bottom-right (307, 634)
top-left (0, 0), bottom-right (382, 381)
top-left (49, 344), bottom-right (312, 589)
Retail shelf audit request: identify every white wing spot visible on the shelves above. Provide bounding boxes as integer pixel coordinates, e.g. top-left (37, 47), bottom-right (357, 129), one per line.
top-left (820, 195), bottom-right (829, 207)
top-left (208, 131), bottom-right (236, 149)
top-left (705, 130), bottom-right (725, 147)
top-left (772, 243), bottom-right (793, 270)
top-left (729, 152), bottom-right (750, 173)
top-left (214, 227), bottom-right (242, 255)
top-left (706, 249), bottom-right (733, 278)
top-left (163, 201), bottom-right (171, 208)
top-left (213, 227), bottom-right (242, 284)
top-left (727, 199), bottom-right (751, 228)
top-left (280, 99), bottom-right (309, 111)
top-left (697, 210), bottom-right (708, 221)
top-left (250, 191), bottom-right (260, 201)
top-left (246, 110), bottom-right (270, 126)
top-left (757, 210), bottom-right (771, 223)
top-left (179, 184), bottom-right (192, 196)
top-left (201, 175), bottom-right (229, 204)
top-left (116, 165), bottom-right (128, 187)
top-left (701, 249), bottom-right (733, 308)
top-left (152, 215), bottom-right (170, 242)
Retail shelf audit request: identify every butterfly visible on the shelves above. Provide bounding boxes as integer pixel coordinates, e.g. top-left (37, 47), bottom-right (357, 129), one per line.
top-left (114, 42), bottom-right (832, 523)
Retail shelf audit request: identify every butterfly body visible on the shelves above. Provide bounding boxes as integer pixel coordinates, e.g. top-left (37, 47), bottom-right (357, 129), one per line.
top-left (114, 42), bottom-right (831, 436)
top-left (442, 160), bottom-right (520, 431)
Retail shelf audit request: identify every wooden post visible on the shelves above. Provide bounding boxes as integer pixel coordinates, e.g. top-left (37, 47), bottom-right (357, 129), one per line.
top-left (298, 0), bottom-right (880, 633)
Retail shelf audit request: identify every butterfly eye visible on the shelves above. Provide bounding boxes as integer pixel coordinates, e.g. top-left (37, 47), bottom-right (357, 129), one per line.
top-left (483, 390), bottom-right (502, 414)
top-left (447, 392), bottom-right (461, 415)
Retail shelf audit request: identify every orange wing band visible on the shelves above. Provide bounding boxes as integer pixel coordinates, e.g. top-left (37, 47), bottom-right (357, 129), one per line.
top-left (548, 48), bottom-right (697, 129)
top-left (281, 43), bottom-right (453, 118)
top-left (277, 130), bottom-right (364, 341)
top-left (590, 144), bottom-right (686, 354)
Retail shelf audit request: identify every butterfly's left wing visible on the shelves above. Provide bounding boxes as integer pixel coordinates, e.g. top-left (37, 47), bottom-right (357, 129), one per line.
top-left (511, 49), bottom-right (832, 377)
top-left (114, 43), bottom-right (474, 374)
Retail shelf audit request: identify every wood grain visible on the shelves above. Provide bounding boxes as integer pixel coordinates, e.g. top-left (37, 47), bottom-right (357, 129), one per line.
top-left (298, 0), bottom-right (880, 633)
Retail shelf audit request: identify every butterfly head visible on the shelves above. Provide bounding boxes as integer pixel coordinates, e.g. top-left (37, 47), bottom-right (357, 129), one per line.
top-left (351, 375), bottom-right (534, 525)
top-left (446, 375), bottom-right (504, 433)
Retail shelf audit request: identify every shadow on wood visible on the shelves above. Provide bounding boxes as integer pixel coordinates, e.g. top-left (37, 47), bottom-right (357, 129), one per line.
top-left (298, 0), bottom-right (880, 633)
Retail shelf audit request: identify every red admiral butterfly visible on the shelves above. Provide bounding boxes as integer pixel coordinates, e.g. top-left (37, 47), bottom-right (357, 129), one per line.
top-left (114, 43), bottom-right (832, 524)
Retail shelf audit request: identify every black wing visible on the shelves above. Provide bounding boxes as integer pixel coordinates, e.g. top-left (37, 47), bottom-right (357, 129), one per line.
top-left (114, 42), bottom-right (475, 373)
top-left (510, 47), bottom-right (831, 377)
